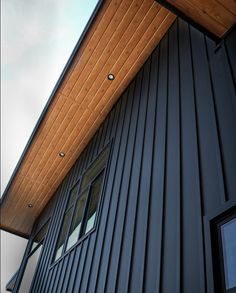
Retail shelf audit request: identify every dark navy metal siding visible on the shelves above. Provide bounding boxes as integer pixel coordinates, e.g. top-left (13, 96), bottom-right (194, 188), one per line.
top-left (24, 18), bottom-right (236, 293)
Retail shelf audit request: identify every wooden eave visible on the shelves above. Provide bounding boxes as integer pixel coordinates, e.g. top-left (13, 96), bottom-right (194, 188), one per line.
top-left (157, 0), bottom-right (236, 38)
top-left (1, 0), bottom-right (235, 237)
top-left (0, 0), bottom-right (176, 237)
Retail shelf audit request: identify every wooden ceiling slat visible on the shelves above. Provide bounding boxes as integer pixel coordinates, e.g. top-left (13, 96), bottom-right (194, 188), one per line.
top-left (76, 2), bottom-right (159, 105)
top-left (16, 1), bottom-right (117, 184)
top-left (2, 0), bottom-right (235, 235)
top-left (4, 0), bottom-right (218, 236)
top-left (72, 0), bottom-right (152, 104)
top-left (29, 103), bottom-right (80, 178)
top-left (19, 0), bottom-right (157, 192)
top-left (13, 0), bottom-right (134, 192)
top-left (21, 97), bottom-right (75, 179)
top-left (188, 0), bottom-right (235, 28)
top-left (165, 0), bottom-right (236, 37)
top-left (87, 7), bottom-right (167, 111)
top-left (9, 181), bottom-right (43, 226)
top-left (58, 1), bottom-right (114, 95)
top-left (167, 0), bottom-right (225, 36)
top-left (68, 0), bottom-right (139, 101)
top-left (216, 0), bottom-right (236, 15)
top-left (61, 0), bottom-right (120, 96)
top-left (35, 11), bottom-right (176, 216)
top-left (19, 93), bottom-right (69, 177)
top-left (33, 4), bottom-right (162, 190)
top-left (10, 96), bottom-right (76, 210)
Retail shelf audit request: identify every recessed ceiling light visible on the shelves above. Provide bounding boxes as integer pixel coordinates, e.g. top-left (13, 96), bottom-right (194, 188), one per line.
top-left (28, 203), bottom-right (33, 208)
top-left (59, 152), bottom-right (65, 157)
top-left (107, 73), bottom-right (115, 80)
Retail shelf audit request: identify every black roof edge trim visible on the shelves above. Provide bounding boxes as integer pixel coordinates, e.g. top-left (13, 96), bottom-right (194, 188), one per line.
top-left (0, 0), bottom-right (104, 205)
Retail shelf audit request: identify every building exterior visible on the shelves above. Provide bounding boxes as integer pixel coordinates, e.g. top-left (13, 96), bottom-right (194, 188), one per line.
top-left (1, 1), bottom-right (236, 292)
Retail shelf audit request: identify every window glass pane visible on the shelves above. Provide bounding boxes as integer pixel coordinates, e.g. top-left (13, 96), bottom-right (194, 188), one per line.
top-left (221, 217), bottom-right (236, 289)
top-left (80, 148), bottom-right (109, 191)
top-left (67, 183), bottom-right (79, 209)
top-left (66, 190), bottom-right (88, 251)
top-left (18, 244), bottom-right (42, 293)
top-left (84, 172), bottom-right (104, 234)
top-left (31, 222), bottom-right (49, 251)
top-left (54, 208), bottom-right (73, 261)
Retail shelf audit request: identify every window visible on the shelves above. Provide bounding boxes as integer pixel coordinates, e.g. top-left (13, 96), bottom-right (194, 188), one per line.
top-left (18, 222), bottom-right (49, 293)
top-left (53, 147), bottom-right (109, 263)
top-left (221, 217), bottom-right (236, 291)
top-left (212, 209), bottom-right (236, 293)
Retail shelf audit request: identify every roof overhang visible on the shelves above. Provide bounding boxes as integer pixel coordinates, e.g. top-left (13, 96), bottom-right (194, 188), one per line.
top-left (1, 0), bottom-right (235, 237)
top-left (157, 0), bottom-right (236, 39)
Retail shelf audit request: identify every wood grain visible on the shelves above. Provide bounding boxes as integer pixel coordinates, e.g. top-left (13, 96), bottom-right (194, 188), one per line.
top-left (165, 0), bottom-right (236, 37)
top-left (1, 0), bottom-right (176, 236)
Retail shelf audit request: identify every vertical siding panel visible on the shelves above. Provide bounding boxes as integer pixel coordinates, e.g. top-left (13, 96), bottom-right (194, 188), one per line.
top-left (74, 125), bottom-right (107, 292)
top-left (51, 261), bottom-right (63, 293)
top-left (72, 148), bottom-right (88, 184)
top-left (224, 30), bottom-right (236, 87)
top-left (106, 72), bottom-right (143, 293)
top-left (128, 57), bottom-right (153, 293)
top-left (95, 82), bottom-right (136, 293)
top-left (78, 113), bottom-right (113, 293)
top-left (189, 24), bottom-right (207, 293)
top-left (97, 113), bottom-right (109, 153)
top-left (22, 19), bottom-right (236, 293)
top-left (86, 93), bottom-right (128, 293)
top-left (205, 37), bottom-right (236, 200)
top-left (79, 99), bottom-right (117, 293)
top-left (178, 19), bottom-right (205, 293)
top-left (140, 48), bottom-right (160, 293)
top-left (143, 42), bottom-right (166, 293)
top-left (189, 25), bottom-right (218, 292)
top-left (47, 264), bottom-right (58, 293)
top-left (70, 240), bottom-right (89, 292)
top-left (81, 99), bottom-right (122, 293)
top-left (159, 23), bottom-right (181, 293)
top-left (104, 79), bottom-right (139, 293)
top-left (38, 131), bottom-right (92, 293)
top-left (105, 107), bottom-right (116, 145)
top-left (55, 254), bottom-right (69, 293)
top-left (34, 174), bottom-right (73, 293)
top-left (189, 26), bottom-right (225, 214)
top-left (86, 132), bottom-right (99, 165)
top-left (61, 247), bottom-right (81, 292)
top-left (61, 250), bottom-right (76, 293)
top-left (32, 187), bottom-right (62, 292)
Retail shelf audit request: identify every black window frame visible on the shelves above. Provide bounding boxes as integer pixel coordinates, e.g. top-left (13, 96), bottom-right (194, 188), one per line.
top-left (211, 207), bottom-right (236, 293)
top-left (52, 144), bottom-right (111, 265)
top-left (14, 220), bottom-right (49, 293)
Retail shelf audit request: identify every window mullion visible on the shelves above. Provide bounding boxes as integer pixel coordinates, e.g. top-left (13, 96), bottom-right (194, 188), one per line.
top-left (62, 204), bottom-right (77, 255)
top-left (79, 183), bottom-right (93, 239)
top-left (28, 239), bottom-right (44, 257)
top-left (82, 169), bottom-right (105, 235)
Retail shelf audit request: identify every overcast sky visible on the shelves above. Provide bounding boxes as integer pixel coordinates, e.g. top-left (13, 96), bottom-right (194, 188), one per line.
top-left (1, 0), bottom-right (98, 291)
top-left (1, 0), bottom-right (98, 195)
